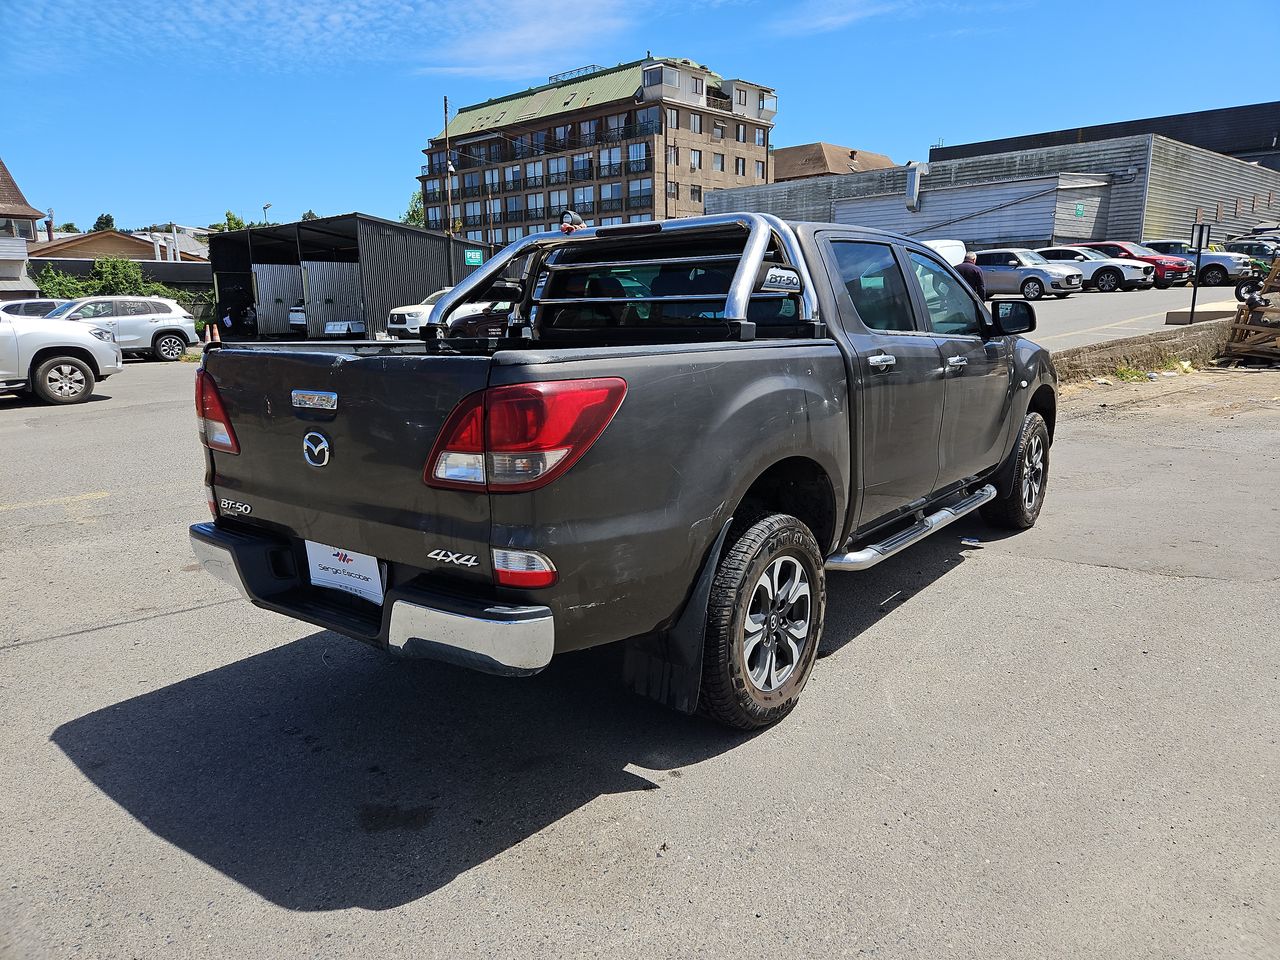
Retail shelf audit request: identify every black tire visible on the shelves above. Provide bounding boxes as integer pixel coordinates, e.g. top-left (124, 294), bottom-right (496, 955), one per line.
top-left (700, 513), bottom-right (826, 730)
top-left (1154, 279), bottom-right (1171, 290)
top-left (32, 356), bottom-right (95, 405)
top-left (1094, 268), bottom-right (1122, 293)
top-left (1235, 278), bottom-right (1262, 302)
top-left (981, 412), bottom-right (1050, 530)
top-left (153, 332), bottom-right (188, 362)
top-left (1020, 278), bottom-right (1045, 301)
top-left (1053, 292), bottom-right (1071, 299)
top-left (1200, 265), bottom-right (1228, 287)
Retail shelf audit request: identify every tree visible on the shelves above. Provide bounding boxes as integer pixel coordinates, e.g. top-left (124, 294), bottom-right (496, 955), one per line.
top-left (56, 222), bottom-right (80, 233)
top-left (91, 213), bottom-right (116, 232)
top-left (301, 209), bottom-right (319, 221)
top-left (401, 189), bottom-right (425, 228)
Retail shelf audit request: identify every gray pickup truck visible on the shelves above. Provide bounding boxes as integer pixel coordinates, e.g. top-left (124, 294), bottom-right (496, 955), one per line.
top-left (190, 213), bottom-right (1057, 729)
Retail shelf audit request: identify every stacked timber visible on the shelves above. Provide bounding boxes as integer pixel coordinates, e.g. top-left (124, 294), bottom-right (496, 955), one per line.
top-left (1225, 260), bottom-right (1280, 362)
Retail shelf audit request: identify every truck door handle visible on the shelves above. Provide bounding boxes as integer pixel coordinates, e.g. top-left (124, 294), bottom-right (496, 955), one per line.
top-left (947, 355), bottom-right (968, 367)
top-left (868, 354), bottom-right (896, 370)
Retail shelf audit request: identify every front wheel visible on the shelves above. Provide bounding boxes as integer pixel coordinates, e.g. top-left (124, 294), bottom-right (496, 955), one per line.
top-left (1021, 278), bottom-right (1045, 301)
top-left (1201, 265), bottom-right (1228, 287)
top-left (32, 356), bottom-right (95, 404)
top-left (153, 333), bottom-right (187, 361)
top-left (1235, 278), bottom-right (1262, 302)
top-left (1154, 279), bottom-right (1171, 289)
top-left (700, 513), bottom-right (826, 730)
top-left (981, 412), bottom-right (1050, 530)
top-left (1094, 268), bottom-right (1122, 293)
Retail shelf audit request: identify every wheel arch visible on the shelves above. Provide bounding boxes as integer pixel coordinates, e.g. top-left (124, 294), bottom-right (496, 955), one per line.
top-left (152, 327), bottom-right (194, 348)
top-left (1028, 383), bottom-right (1056, 443)
top-left (29, 345), bottom-right (101, 381)
top-left (731, 456), bottom-right (839, 555)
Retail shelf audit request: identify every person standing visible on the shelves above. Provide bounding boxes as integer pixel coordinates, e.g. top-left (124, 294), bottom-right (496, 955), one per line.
top-left (955, 251), bottom-right (986, 301)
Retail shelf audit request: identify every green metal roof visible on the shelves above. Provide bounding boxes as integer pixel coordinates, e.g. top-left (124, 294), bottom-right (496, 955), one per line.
top-left (437, 60), bottom-right (648, 142)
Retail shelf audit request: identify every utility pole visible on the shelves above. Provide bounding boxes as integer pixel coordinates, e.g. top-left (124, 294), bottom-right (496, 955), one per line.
top-left (444, 95), bottom-right (456, 286)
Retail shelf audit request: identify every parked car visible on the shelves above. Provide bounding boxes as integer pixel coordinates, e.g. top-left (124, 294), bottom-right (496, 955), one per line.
top-left (0, 298), bottom-right (68, 318)
top-left (1222, 238), bottom-right (1279, 265)
top-left (189, 212), bottom-right (1057, 730)
top-left (386, 287), bottom-right (452, 339)
top-left (1076, 241), bottom-right (1193, 288)
top-left (1035, 246), bottom-right (1154, 292)
top-left (1142, 240), bottom-right (1255, 286)
top-left (921, 239), bottom-right (966, 267)
top-left (0, 306), bottom-right (123, 404)
top-left (45, 296), bottom-right (197, 361)
top-left (973, 248), bottom-right (1083, 300)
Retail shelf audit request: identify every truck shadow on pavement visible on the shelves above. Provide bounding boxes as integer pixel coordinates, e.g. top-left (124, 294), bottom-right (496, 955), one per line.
top-left (51, 516), bottom-right (1000, 912)
top-left (51, 637), bottom-right (747, 912)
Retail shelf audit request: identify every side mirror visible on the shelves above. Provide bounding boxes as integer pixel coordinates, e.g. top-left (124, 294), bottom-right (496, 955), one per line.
top-left (1006, 259), bottom-right (1019, 267)
top-left (992, 300), bottom-right (1036, 336)
top-left (1075, 256), bottom-right (1086, 262)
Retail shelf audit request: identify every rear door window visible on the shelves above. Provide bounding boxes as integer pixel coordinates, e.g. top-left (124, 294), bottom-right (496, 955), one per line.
top-left (829, 240), bottom-right (917, 332)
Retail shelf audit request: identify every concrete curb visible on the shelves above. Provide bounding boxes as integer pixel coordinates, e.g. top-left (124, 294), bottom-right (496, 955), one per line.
top-left (1050, 318), bottom-right (1232, 382)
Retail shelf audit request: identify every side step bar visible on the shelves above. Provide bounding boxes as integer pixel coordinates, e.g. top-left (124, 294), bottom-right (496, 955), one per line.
top-left (825, 485), bottom-right (997, 572)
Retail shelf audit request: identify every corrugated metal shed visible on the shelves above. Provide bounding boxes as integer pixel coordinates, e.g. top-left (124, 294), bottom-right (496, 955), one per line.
top-left (1142, 136), bottom-right (1280, 240)
top-left (930, 100), bottom-right (1280, 170)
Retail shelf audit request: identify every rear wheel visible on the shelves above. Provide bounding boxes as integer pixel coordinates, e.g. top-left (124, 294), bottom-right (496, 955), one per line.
top-left (982, 412), bottom-right (1049, 530)
top-left (1021, 278), bottom-right (1045, 301)
top-left (153, 332), bottom-right (187, 361)
top-left (1094, 268), bottom-right (1122, 293)
top-left (700, 513), bottom-right (825, 730)
top-left (32, 356), bottom-right (95, 405)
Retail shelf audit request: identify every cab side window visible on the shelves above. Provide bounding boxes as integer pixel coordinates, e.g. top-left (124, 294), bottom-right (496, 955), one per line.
top-left (974, 252), bottom-right (1003, 267)
top-left (908, 252), bottom-right (983, 337)
top-left (74, 301), bottom-right (115, 320)
top-left (830, 241), bottom-right (917, 332)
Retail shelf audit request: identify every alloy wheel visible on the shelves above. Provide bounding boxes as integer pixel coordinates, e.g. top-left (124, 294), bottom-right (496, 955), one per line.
top-left (1022, 433), bottom-right (1045, 512)
top-left (742, 555), bottom-right (812, 693)
top-left (158, 336), bottom-right (185, 360)
top-left (46, 364), bottom-right (86, 399)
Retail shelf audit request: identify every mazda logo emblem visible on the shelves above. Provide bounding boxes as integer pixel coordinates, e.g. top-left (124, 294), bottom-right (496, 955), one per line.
top-left (303, 431), bottom-right (331, 467)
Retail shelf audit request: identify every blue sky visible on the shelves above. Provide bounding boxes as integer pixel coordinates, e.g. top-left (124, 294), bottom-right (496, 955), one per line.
top-left (4, 0), bottom-right (1260, 230)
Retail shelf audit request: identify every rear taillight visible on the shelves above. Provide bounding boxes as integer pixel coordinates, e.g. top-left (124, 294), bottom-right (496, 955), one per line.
top-left (492, 548), bottom-right (558, 588)
top-left (195, 367), bottom-right (240, 454)
top-left (425, 378), bottom-right (626, 492)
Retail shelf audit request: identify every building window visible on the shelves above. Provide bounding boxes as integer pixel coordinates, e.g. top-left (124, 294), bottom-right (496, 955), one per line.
top-left (553, 123), bottom-right (572, 146)
top-left (690, 149), bottom-right (702, 171)
top-left (627, 142), bottom-right (650, 172)
top-left (713, 153), bottom-right (725, 172)
top-left (507, 226), bottom-right (524, 243)
top-left (666, 181), bottom-right (680, 199)
top-left (572, 152), bottom-right (592, 179)
top-left (755, 128), bottom-right (766, 147)
top-left (526, 193), bottom-right (545, 216)
top-left (549, 189), bottom-right (568, 212)
top-left (666, 145), bottom-right (679, 165)
top-left (712, 122), bottom-right (725, 141)
top-left (579, 118), bottom-right (598, 145)
top-left (629, 178), bottom-right (653, 195)
top-left (466, 230), bottom-right (484, 242)
top-left (573, 185), bottom-right (595, 207)
top-left (628, 214), bottom-right (654, 223)
top-left (736, 124), bottom-right (746, 143)
top-left (636, 105), bottom-right (660, 129)
top-left (690, 185), bottom-right (702, 203)
top-left (606, 112), bottom-right (627, 134)
top-left (600, 217), bottom-right (624, 226)
top-left (504, 165), bottom-right (521, 186)
top-left (643, 66), bottom-right (662, 87)
top-left (666, 108), bottom-right (679, 130)
top-left (484, 169), bottom-right (500, 190)
top-left (600, 182), bottom-right (623, 200)
top-left (760, 93), bottom-right (778, 112)
top-left (755, 160), bottom-right (766, 179)
top-left (599, 146), bottom-right (621, 175)
top-left (735, 157), bottom-right (746, 176)
top-left (548, 156), bottom-right (568, 184)
top-left (736, 88), bottom-right (747, 106)
top-left (692, 76), bottom-right (704, 95)
top-left (487, 198), bottom-right (501, 217)
top-left (690, 113), bottom-right (703, 134)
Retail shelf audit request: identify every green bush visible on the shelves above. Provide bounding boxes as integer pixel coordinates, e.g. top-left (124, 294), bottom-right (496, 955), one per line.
top-left (34, 257), bottom-right (214, 315)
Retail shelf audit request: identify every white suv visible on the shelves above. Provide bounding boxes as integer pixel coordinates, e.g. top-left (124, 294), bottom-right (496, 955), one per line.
top-left (45, 296), bottom-right (198, 361)
top-left (0, 309), bottom-right (123, 404)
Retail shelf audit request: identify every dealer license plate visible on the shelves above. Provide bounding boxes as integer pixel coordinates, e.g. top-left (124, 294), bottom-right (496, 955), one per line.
top-left (304, 540), bottom-right (385, 605)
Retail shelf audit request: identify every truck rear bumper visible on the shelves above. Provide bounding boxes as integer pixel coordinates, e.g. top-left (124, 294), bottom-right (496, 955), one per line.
top-left (189, 522), bottom-right (554, 676)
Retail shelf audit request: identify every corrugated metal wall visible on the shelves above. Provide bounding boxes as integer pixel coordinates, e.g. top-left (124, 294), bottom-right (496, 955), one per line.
top-left (1143, 136), bottom-right (1280, 241)
top-left (355, 218), bottom-right (487, 337)
top-left (301, 261), bottom-right (362, 337)
top-left (1051, 175), bottom-right (1111, 242)
top-left (710, 136), bottom-right (1152, 240)
top-left (251, 264), bottom-right (303, 335)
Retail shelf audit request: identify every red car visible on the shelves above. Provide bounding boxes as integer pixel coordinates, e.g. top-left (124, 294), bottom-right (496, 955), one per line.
top-left (1078, 241), bottom-right (1193, 289)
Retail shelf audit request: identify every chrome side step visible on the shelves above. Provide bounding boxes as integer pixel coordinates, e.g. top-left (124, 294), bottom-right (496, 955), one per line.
top-left (825, 484), bottom-right (997, 572)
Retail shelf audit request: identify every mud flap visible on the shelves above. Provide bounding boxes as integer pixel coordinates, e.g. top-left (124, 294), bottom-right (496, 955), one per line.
top-left (621, 519), bottom-right (734, 714)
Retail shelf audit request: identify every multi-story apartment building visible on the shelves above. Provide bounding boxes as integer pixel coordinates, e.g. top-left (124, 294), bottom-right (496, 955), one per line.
top-left (418, 57), bottom-right (777, 244)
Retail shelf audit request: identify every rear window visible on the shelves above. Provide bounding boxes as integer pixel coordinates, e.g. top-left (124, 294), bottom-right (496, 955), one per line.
top-left (531, 235), bottom-right (801, 334)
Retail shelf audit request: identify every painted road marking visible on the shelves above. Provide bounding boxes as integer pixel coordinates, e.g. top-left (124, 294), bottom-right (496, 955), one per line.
top-left (0, 491), bottom-right (110, 513)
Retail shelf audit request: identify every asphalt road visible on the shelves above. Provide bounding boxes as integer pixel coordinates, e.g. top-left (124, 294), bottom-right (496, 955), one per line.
top-left (2, 363), bottom-right (1278, 959)
top-left (1017, 284), bottom-right (1234, 352)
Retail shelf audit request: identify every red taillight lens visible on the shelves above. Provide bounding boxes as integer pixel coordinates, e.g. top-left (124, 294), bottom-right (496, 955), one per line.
top-left (492, 548), bottom-right (558, 588)
top-left (195, 367), bottom-right (240, 454)
top-left (424, 378), bottom-right (626, 492)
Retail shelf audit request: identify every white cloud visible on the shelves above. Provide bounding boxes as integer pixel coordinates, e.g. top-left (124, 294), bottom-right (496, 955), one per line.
top-left (768, 0), bottom-right (908, 35)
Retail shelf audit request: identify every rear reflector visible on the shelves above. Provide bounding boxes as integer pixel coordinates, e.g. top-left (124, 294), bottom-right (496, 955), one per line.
top-left (492, 548), bottom-right (557, 588)
top-left (195, 368), bottom-right (240, 454)
top-left (425, 378), bottom-right (627, 492)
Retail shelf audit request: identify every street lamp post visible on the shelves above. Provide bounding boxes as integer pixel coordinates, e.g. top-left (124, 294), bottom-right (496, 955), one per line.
top-left (262, 202), bottom-right (272, 225)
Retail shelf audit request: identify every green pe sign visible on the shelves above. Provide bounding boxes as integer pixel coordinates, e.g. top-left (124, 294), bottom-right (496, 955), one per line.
top-left (1074, 203), bottom-right (1086, 218)
top-left (464, 249), bottom-right (483, 266)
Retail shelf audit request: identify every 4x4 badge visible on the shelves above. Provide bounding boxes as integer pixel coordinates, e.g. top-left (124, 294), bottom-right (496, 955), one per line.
top-left (303, 431), bottom-right (331, 467)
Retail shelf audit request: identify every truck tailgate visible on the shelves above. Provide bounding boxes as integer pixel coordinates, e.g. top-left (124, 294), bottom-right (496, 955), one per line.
top-left (202, 345), bottom-right (492, 584)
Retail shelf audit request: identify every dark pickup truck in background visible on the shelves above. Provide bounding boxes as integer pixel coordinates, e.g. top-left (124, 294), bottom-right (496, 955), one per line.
top-left (191, 213), bottom-right (1057, 729)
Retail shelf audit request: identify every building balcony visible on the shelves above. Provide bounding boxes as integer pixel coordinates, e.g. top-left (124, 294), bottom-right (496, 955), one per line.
top-left (574, 200), bottom-right (596, 214)
top-left (625, 157), bottom-right (653, 174)
top-left (548, 171), bottom-right (569, 186)
top-left (571, 165), bottom-right (594, 181)
top-left (422, 190), bottom-right (443, 203)
top-left (625, 193), bottom-right (654, 210)
top-left (523, 175), bottom-right (545, 189)
top-left (429, 121), bottom-right (662, 171)
top-left (460, 184), bottom-right (484, 199)
top-left (503, 178), bottom-right (523, 193)
top-left (599, 197), bottom-right (624, 213)
top-left (597, 162), bottom-right (623, 178)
